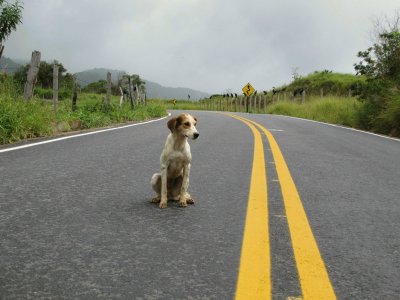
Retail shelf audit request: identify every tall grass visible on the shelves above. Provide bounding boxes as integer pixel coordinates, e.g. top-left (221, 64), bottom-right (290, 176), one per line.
top-left (267, 96), bottom-right (362, 128)
top-left (0, 77), bottom-right (167, 145)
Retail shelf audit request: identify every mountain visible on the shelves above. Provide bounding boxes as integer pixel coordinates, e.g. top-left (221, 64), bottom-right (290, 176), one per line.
top-left (75, 68), bottom-right (210, 100)
top-left (0, 57), bottom-right (22, 73)
top-left (144, 80), bottom-right (209, 100)
top-left (75, 68), bottom-right (127, 86)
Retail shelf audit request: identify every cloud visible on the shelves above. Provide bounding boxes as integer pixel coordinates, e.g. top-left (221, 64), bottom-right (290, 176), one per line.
top-left (4, 0), bottom-right (400, 93)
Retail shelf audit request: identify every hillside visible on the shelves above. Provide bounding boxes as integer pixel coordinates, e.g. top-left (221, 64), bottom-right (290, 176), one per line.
top-left (0, 57), bottom-right (22, 74)
top-left (75, 68), bottom-right (210, 100)
top-left (279, 71), bottom-right (366, 96)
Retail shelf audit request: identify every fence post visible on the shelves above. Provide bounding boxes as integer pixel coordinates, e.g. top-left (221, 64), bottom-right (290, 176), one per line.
top-left (264, 95), bottom-right (267, 113)
top-left (320, 88), bottom-right (324, 98)
top-left (234, 96), bottom-right (237, 112)
top-left (24, 51), bottom-right (41, 101)
top-left (301, 90), bottom-right (306, 104)
top-left (127, 77), bottom-right (134, 109)
top-left (72, 75), bottom-right (78, 112)
top-left (119, 86), bottom-right (124, 107)
top-left (52, 64), bottom-right (59, 112)
top-left (135, 85), bottom-right (140, 105)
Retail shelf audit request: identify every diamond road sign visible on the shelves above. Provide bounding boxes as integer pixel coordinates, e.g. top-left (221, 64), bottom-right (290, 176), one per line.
top-left (242, 82), bottom-right (255, 97)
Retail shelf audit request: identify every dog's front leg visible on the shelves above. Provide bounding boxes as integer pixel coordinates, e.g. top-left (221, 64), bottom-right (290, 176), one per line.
top-left (159, 163), bottom-right (168, 209)
top-left (179, 163), bottom-right (191, 207)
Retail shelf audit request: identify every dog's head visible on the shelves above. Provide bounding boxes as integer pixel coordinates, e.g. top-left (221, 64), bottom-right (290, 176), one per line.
top-left (167, 113), bottom-right (199, 140)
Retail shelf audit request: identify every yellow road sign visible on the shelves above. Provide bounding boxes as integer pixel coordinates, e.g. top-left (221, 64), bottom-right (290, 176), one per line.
top-left (242, 82), bottom-right (255, 97)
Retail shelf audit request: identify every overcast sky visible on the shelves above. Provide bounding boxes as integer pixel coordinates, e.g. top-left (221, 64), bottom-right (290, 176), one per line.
top-left (5, 0), bottom-right (400, 94)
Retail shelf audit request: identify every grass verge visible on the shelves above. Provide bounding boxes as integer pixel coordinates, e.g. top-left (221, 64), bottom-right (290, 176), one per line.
top-left (0, 93), bottom-right (166, 145)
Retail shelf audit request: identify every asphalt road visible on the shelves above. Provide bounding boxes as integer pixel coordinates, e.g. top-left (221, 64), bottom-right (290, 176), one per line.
top-left (0, 111), bottom-right (399, 299)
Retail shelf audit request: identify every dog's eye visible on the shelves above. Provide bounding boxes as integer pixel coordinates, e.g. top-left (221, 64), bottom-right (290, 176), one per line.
top-left (184, 122), bottom-right (190, 126)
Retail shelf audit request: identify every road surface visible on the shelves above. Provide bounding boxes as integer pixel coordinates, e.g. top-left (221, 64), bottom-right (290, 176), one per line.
top-left (1, 111), bottom-right (399, 299)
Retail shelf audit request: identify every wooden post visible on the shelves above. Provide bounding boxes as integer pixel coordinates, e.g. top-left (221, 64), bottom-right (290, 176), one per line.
top-left (264, 95), bottom-right (267, 113)
top-left (135, 85), bottom-right (140, 105)
top-left (72, 75), bottom-right (78, 112)
top-left (301, 90), bottom-right (306, 104)
top-left (320, 88), bottom-right (324, 98)
top-left (53, 64), bottom-right (59, 112)
top-left (106, 72), bottom-right (111, 108)
top-left (128, 77), bottom-right (134, 109)
top-left (24, 51), bottom-right (41, 101)
top-left (249, 95), bottom-right (252, 112)
top-left (119, 87), bottom-right (124, 107)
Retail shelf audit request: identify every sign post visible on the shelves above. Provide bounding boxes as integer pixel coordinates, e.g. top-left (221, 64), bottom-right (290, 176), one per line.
top-left (242, 82), bottom-right (255, 113)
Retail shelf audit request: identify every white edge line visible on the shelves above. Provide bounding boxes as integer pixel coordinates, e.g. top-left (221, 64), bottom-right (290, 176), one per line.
top-left (270, 114), bottom-right (400, 142)
top-left (0, 113), bottom-right (172, 154)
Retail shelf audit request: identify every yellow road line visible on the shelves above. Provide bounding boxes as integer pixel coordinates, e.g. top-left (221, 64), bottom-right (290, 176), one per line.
top-left (227, 114), bottom-right (271, 300)
top-left (235, 115), bottom-right (336, 300)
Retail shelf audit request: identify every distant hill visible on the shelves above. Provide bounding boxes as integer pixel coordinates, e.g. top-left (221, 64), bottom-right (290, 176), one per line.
top-left (0, 57), bottom-right (22, 73)
top-left (75, 68), bottom-right (127, 86)
top-left (144, 80), bottom-right (210, 100)
top-left (75, 68), bottom-right (209, 100)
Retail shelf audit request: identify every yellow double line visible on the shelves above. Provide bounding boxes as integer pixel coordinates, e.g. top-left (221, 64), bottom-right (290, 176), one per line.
top-left (228, 114), bottom-right (336, 300)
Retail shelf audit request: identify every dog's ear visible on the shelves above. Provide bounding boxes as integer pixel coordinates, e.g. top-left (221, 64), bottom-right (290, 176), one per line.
top-left (167, 117), bottom-right (177, 132)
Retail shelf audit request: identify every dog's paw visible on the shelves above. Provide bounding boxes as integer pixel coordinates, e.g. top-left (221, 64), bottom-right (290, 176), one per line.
top-left (186, 198), bottom-right (195, 204)
top-left (179, 200), bottom-right (188, 207)
top-left (159, 201), bottom-right (168, 209)
top-left (151, 196), bottom-right (161, 203)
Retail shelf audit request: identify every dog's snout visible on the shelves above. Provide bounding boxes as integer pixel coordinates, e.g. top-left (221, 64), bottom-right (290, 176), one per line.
top-left (193, 132), bottom-right (200, 139)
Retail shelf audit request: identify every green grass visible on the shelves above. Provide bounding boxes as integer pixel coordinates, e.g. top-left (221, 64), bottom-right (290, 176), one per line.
top-left (267, 96), bottom-right (362, 128)
top-left (151, 96), bottom-right (363, 131)
top-left (0, 92), bottom-right (167, 145)
top-left (150, 99), bottom-right (204, 110)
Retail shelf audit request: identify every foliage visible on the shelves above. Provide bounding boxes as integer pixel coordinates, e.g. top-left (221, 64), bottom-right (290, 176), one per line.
top-left (14, 60), bottom-right (73, 90)
top-left (267, 97), bottom-right (361, 128)
top-left (0, 0), bottom-right (23, 43)
top-left (354, 31), bottom-right (400, 82)
top-left (353, 30), bottom-right (400, 135)
top-left (281, 71), bottom-right (366, 96)
top-left (130, 74), bottom-right (145, 88)
top-left (81, 80), bottom-right (120, 95)
top-left (0, 84), bottom-right (167, 144)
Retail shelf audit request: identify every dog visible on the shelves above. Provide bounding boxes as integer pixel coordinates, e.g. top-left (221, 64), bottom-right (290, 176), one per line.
top-left (151, 113), bottom-right (199, 208)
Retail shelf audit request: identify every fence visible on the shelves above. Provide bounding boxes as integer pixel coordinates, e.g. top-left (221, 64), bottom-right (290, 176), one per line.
top-left (19, 50), bottom-right (147, 112)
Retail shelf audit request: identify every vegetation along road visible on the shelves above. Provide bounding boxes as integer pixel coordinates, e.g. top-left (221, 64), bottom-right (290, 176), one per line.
top-left (1, 110), bottom-right (399, 299)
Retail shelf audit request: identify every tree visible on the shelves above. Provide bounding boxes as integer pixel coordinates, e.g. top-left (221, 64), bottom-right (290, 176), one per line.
top-left (0, 0), bottom-right (23, 59)
top-left (14, 61), bottom-right (70, 89)
top-left (130, 74), bottom-right (145, 91)
top-left (13, 60), bottom-right (74, 99)
top-left (353, 12), bottom-right (400, 135)
top-left (354, 31), bottom-right (400, 83)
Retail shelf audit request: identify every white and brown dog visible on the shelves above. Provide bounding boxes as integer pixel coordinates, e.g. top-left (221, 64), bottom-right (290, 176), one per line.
top-left (151, 113), bottom-right (199, 208)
